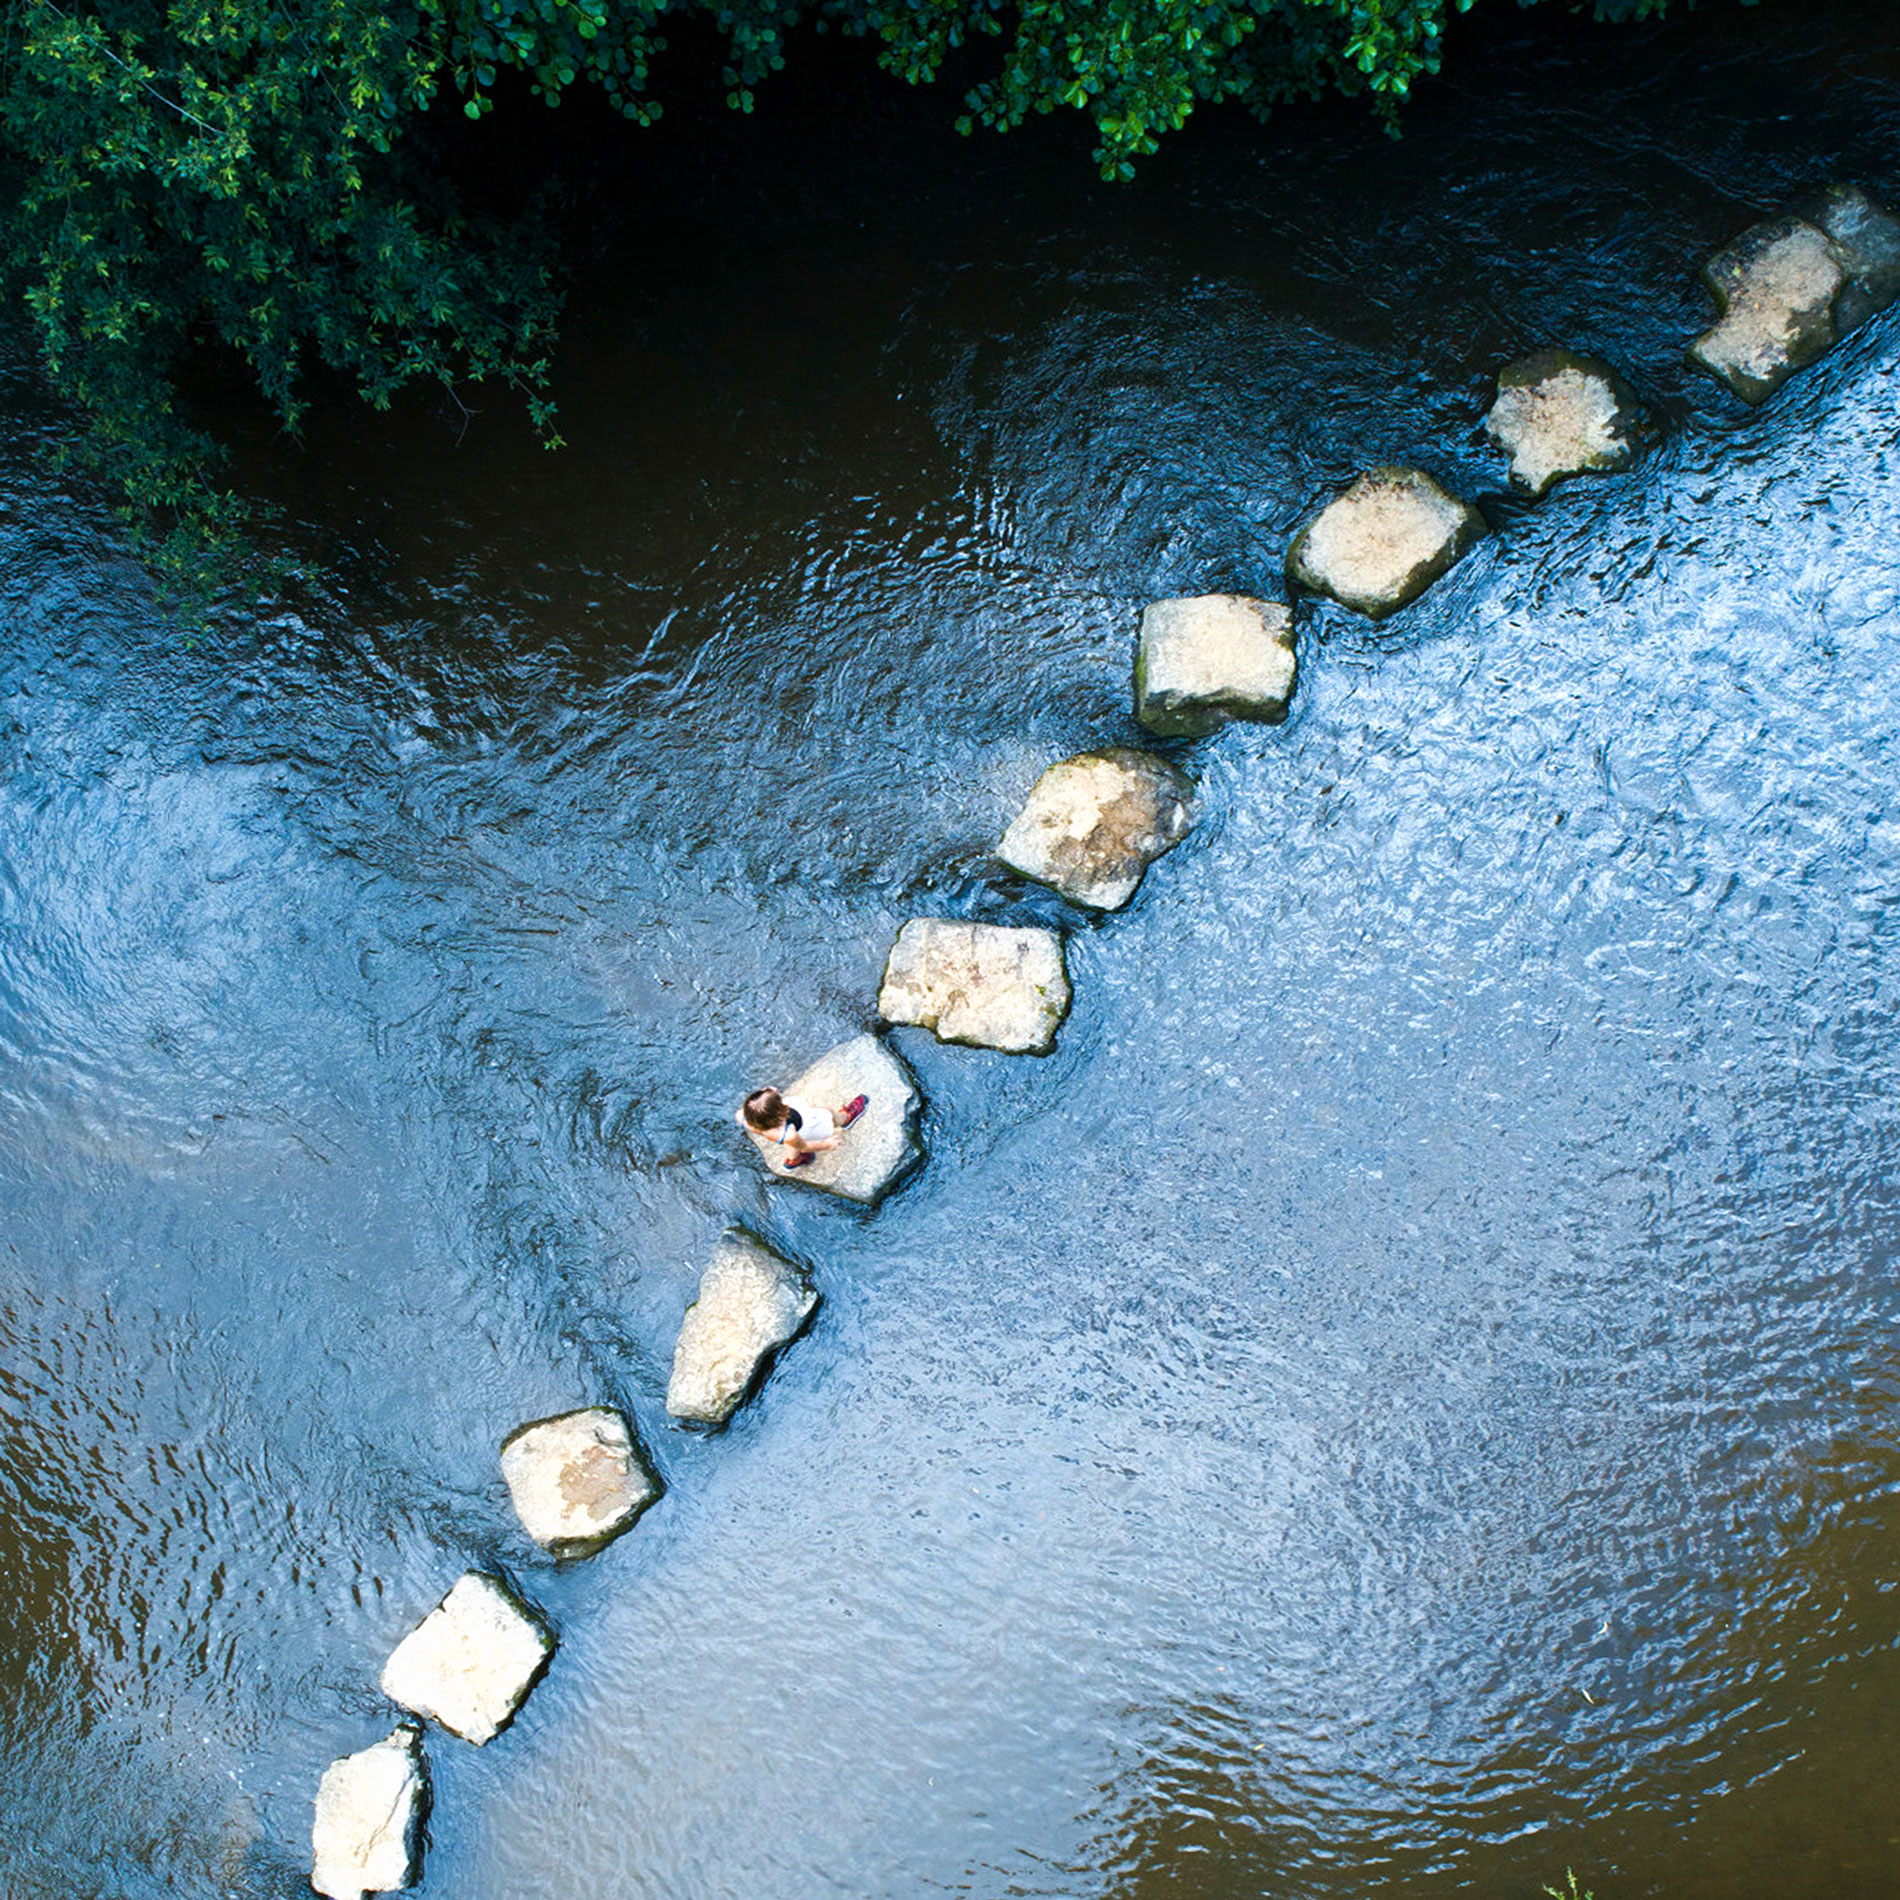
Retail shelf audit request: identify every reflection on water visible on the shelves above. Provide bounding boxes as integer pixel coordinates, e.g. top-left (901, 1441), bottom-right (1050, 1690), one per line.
top-left (3, 2), bottom-right (1900, 1895)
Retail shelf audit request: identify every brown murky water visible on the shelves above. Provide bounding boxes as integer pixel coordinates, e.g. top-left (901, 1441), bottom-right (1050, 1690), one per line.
top-left (3, 3), bottom-right (1900, 1895)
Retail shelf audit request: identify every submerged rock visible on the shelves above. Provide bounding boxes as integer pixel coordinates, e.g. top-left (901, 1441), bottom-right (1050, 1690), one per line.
top-left (311, 1726), bottom-right (427, 1900)
top-left (879, 919), bottom-right (1070, 1054)
top-left (1689, 187), bottom-right (1900, 402)
top-left (379, 1572), bottom-right (554, 1746)
top-left (742, 1032), bottom-right (922, 1204)
top-left (667, 1232), bottom-right (817, 1428)
top-left (500, 1407), bottom-right (659, 1560)
top-left (1483, 350), bottom-right (1646, 497)
top-left (1134, 593), bottom-right (1298, 738)
top-left (1285, 468), bottom-right (1484, 619)
top-left (996, 747), bottom-right (1195, 911)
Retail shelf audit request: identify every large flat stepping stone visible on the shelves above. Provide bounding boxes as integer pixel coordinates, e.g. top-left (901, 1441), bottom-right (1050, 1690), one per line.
top-left (1286, 467), bottom-right (1484, 620)
top-left (1134, 594), bottom-right (1298, 738)
top-left (500, 1407), bottom-right (659, 1560)
top-left (997, 747), bottom-right (1195, 911)
top-left (1690, 214), bottom-right (1844, 402)
top-left (667, 1232), bottom-right (817, 1428)
top-left (1483, 350), bottom-right (1646, 497)
top-left (742, 1032), bottom-right (921, 1203)
top-left (312, 1726), bottom-right (427, 1900)
top-left (879, 919), bottom-right (1070, 1054)
top-left (379, 1572), bottom-right (554, 1746)
top-left (1690, 187), bottom-right (1900, 402)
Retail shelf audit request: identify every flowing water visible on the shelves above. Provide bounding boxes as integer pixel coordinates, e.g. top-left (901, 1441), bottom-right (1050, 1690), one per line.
top-left (5, 3), bottom-right (1900, 1895)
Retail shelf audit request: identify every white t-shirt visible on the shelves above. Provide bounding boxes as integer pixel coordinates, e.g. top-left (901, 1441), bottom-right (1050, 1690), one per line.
top-left (780, 1096), bottom-right (833, 1142)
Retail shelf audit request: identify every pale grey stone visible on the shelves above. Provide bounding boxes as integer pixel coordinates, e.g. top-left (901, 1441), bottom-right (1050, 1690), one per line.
top-left (1483, 350), bottom-right (1645, 497)
top-left (741, 1032), bottom-right (922, 1204)
top-left (1285, 468), bottom-right (1484, 619)
top-left (996, 747), bottom-right (1195, 911)
top-left (879, 920), bottom-right (1069, 1054)
top-left (1691, 191), bottom-right (1900, 401)
top-left (311, 1727), bottom-right (427, 1900)
top-left (379, 1573), bottom-right (554, 1746)
top-left (666, 1233), bottom-right (817, 1428)
top-left (1134, 594), bottom-right (1298, 738)
top-left (500, 1408), bottom-right (659, 1560)
top-left (1796, 183), bottom-right (1900, 332)
top-left (1689, 214), bottom-right (1844, 403)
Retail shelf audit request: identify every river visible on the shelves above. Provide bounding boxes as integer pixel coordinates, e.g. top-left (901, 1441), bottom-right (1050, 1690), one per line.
top-left (3, 2), bottom-right (1899, 1895)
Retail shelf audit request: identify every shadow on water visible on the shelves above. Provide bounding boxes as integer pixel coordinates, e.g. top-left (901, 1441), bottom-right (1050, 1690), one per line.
top-left (3, 0), bottom-right (1900, 1895)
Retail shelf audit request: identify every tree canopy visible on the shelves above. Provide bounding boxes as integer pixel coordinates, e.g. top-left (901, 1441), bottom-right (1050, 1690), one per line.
top-left (0, 0), bottom-right (1683, 569)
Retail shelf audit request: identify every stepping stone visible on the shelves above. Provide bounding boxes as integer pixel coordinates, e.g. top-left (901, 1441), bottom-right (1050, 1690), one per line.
top-left (1689, 215), bottom-right (1844, 403)
top-left (667, 1232), bottom-right (817, 1428)
top-left (500, 1407), bottom-right (660, 1560)
top-left (312, 1726), bottom-right (427, 1900)
top-left (1689, 187), bottom-right (1900, 403)
top-left (879, 920), bottom-right (1070, 1054)
top-left (741, 1032), bottom-right (922, 1205)
top-left (996, 747), bottom-right (1195, 912)
top-left (1134, 594), bottom-right (1298, 738)
top-left (1483, 350), bottom-right (1646, 497)
top-left (379, 1573), bottom-right (554, 1746)
top-left (1286, 467), bottom-right (1484, 620)
top-left (1800, 183), bottom-right (1900, 330)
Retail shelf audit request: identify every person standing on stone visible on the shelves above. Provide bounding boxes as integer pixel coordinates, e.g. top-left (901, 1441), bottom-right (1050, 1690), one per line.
top-left (739, 1086), bottom-right (867, 1171)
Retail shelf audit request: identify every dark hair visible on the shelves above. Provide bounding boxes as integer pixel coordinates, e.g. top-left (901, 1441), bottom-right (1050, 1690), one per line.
top-left (742, 1087), bottom-right (798, 1133)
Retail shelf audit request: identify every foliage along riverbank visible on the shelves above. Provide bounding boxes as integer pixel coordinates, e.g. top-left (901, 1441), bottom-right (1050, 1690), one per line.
top-left (0, 0), bottom-right (1715, 571)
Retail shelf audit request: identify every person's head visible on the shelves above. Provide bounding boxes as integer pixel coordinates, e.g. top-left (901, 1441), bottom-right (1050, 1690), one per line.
top-left (742, 1087), bottom-right (788, 1132)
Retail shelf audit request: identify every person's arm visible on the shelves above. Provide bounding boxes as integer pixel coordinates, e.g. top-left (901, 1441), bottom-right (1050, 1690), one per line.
top-left (775, 1128), bottom-right (842, 1169)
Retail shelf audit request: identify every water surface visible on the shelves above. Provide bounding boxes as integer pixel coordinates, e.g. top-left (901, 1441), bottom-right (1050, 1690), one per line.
top-left (3, 5), bottom-right (1900, 1895)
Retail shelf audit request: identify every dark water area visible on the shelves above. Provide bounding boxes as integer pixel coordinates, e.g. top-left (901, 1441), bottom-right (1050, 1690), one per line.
top-left (5, 3), bottom-right (1900, 1895)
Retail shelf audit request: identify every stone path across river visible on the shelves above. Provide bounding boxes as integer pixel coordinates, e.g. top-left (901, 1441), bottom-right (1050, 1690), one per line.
top-left (307, 179), bottom-right (1900, 1900)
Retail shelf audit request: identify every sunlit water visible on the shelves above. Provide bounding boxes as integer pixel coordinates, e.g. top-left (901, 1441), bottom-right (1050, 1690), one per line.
top-left (3, 5), bottom-right (1900, 1896)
